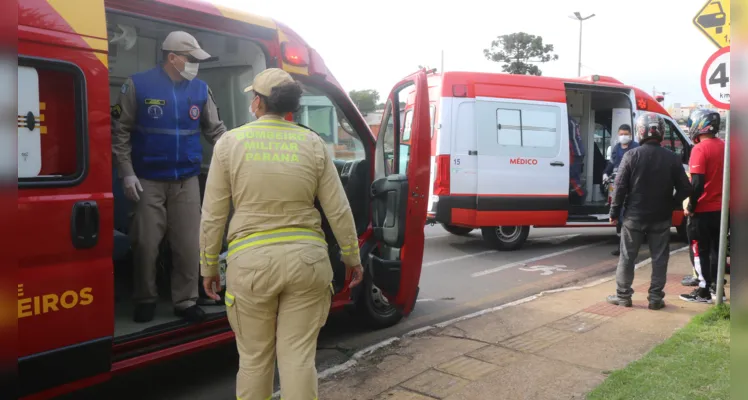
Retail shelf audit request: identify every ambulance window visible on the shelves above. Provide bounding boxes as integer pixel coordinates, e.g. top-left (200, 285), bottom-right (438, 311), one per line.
top-left (663, 119), bottom-right (688, 157)
top-left (17, 58), bottom-right (86, 186)
top-left (429, 105), bottom-right (436, 138)
top-left (496, 108), bottom-right (557, 148)
top-left (292, 86), bottom-right (366, 161)
top-left (402, 110), bottom-right (414, 141)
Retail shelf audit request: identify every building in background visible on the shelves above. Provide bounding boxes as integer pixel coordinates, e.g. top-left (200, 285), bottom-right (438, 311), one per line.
top-left (668, 102), bottom-right (727, 123)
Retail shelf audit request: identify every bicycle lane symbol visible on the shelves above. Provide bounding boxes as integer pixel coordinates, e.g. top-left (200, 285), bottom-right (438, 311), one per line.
top-left (518, 265), bottom-right (574, 276)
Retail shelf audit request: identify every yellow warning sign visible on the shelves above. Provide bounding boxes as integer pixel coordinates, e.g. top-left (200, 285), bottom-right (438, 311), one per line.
top-left (693, 0), bottom-right (730, 48)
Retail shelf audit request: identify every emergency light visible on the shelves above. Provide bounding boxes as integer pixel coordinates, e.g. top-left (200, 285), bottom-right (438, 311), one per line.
top-left (281, 41), bottom-right (309, 67)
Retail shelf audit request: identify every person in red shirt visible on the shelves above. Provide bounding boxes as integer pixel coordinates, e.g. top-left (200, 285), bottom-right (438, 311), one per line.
top-left (680, 109), bottom-right (725, 304)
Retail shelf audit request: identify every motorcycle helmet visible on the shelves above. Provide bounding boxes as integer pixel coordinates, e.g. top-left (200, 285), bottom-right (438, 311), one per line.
top-left (634, 112), bottom-right (665, 144)
top-left (686, 108), bottom-right (708, 129)
top-left (688, 109), bottom-right (721, 144)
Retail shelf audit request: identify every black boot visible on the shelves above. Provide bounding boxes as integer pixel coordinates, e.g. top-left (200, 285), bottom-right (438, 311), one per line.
top-left (175, 305), bottom-right (207, 323)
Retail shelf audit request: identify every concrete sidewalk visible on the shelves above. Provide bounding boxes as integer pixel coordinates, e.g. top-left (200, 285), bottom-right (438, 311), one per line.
top-left (317, 250), bottom-right (729, 400)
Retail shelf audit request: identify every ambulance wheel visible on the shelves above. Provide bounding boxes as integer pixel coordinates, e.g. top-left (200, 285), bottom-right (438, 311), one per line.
top-left (481, 226), bottom-right (530, 251)
top-left (441, 223), bottom-right (474, 236)
top-left (356, 270), bottom-right (403, 329)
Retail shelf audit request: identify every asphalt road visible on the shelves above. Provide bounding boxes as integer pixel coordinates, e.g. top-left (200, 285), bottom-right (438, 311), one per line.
top-left (67, 225), bottom-right (687, 400)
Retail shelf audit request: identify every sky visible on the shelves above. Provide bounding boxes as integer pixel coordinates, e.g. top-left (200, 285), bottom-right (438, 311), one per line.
top-left (213, 0), bottom-right (721, 108)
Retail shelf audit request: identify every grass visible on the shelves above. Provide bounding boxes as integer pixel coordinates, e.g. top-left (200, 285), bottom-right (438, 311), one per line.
top-left (587, 304), bottom-right (730, 400)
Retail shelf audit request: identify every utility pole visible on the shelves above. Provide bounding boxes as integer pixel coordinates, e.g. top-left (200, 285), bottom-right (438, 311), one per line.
top-left (570, 12), bottom-right (595, 77)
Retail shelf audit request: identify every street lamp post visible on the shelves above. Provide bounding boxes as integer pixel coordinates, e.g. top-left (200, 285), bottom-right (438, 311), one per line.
top-left (571, 12), bottom-right (595, 77)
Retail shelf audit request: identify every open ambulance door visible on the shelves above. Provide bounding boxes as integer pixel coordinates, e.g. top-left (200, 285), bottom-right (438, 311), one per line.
top-left (369, 71), bottom-right (431, 316)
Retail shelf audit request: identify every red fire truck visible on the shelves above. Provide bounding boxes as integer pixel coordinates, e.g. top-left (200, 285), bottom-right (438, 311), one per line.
top-left (17, 0), bottom-right (431, 397)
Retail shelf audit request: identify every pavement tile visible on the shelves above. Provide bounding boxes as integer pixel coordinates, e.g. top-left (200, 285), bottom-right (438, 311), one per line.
top-left (521, 286), bottom-right (607, 314)
top-left (465, 345), bottom-right (524, 366)
top-left (537, 317), bottom-right (671, 371)
top-left (318, 335), bottom-right (486, 400)
top-left (400, 370), bottom-right (471, 399)
top-left (546, 311), bottom-right (611, 333)
top-left (499, 326), bottom-right (573, 353)
top-left (436, 356), bottom-right (497, 381)
top-left (446, 306), bottom-right (567, 344)
top-left (442, 353), bottom-right (603, 400)
top-left (582, 301), bottom-right (635, 317)
top-left (374, 388), bottom-right (438, 400)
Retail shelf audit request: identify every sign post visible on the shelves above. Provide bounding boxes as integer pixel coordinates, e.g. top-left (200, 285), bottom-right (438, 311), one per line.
top-left (699, 45), bottom-right (730, 306)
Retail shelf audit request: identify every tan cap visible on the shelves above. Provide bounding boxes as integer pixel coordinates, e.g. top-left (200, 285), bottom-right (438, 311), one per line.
top-left (162, 31), bottom-right (215, 62)
top-left (243, 68), bottom-right (295, 96)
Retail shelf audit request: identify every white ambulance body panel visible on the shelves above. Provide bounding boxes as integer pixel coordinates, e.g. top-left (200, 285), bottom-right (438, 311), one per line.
top-left (446, 98), bottom-right (478, 196)
top-left (18, 66), bottom-right (42, 178)
top-left (474, 98), bottom-right (569, 198)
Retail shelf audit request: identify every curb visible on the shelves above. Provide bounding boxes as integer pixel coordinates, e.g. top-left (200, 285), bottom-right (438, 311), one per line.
top-left (271, 245), bottom-right (688, 398)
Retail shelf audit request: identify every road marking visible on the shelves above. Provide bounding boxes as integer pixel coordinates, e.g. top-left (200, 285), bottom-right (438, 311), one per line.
top-left (423, 250), bottom-right (497, 267)
top-left (470, 242), bottom-right (603, 278)
top-left (518, 264), bottom-right (574, 276)
top-left (425, 234), bottom-right (451, 240)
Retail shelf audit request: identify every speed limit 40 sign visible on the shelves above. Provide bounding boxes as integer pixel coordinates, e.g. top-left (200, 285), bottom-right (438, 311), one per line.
top-left (701, 46), bottom-right (730, 109)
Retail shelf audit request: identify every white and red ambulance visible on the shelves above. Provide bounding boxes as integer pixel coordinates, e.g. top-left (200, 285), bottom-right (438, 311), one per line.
top-left (404, 71), bottom-right (692, 250)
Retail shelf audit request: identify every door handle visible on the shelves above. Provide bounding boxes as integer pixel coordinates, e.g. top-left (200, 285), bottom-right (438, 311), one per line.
top-left (550, 161), bottom-right (565, 167)
top-left (71, 201), bottom-right (99, 249)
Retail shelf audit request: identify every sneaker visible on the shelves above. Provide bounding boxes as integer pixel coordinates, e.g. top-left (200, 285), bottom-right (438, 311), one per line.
top-left (606, 294), bottom-right (632, 307)
top-left (175, 305), bottom-right (207, 323)
top-left (681, 275), bottom-right (699, 287)
top-left (679, 289), bottom-right (712, 304)
top-left (648, 300), bottom-right (666, 310)
top-left (133, 303), bottom-right (156, 323)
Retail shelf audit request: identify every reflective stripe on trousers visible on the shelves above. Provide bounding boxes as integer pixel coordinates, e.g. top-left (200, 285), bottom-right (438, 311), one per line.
top-left (228, 228), bottom-right (327, 257)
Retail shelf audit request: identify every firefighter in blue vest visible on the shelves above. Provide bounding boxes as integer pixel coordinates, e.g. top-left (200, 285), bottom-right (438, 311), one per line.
top-left (112, 31), bottom-right (227, 323)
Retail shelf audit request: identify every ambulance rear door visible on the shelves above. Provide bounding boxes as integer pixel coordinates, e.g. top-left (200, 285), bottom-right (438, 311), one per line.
top-left (474, 98), bottom-right (570, 226)
top-left (370, 70), bottom-right (430, 316)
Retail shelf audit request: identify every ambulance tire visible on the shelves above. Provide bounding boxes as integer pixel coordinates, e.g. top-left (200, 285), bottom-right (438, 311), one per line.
top-left (356, 268), bottom-right (403, 329)
top-left (441, 223), bottom-right (474, 236)
top-left (481, 226), bottom-right (530, 251)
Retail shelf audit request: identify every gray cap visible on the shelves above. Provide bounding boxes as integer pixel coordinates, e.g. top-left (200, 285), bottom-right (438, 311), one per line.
top-left (162, 31), bottom-right (215, 62)
top-left (243, 68), bottom-right (295, 96)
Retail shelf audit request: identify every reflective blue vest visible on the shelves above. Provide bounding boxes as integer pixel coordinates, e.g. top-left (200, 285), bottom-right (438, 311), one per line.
top-left (130, 67), bottom-right (208, 181)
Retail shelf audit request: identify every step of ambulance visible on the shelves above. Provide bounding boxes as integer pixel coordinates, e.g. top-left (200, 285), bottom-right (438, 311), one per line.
top-left (566, 214), bottom-right (612, 223)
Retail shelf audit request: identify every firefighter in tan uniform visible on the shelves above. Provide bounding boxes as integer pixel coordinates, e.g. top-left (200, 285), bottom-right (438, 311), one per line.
top-left (112, 31), bottom-right (226, 323)
top-left (199, 68), bottom-right (364, 400)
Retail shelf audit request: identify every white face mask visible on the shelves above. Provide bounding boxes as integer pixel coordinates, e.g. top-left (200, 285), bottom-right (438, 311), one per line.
top-left (180, 62), bottom-right (199, 81)
top-left (619, 135), bottom-right (632, 144)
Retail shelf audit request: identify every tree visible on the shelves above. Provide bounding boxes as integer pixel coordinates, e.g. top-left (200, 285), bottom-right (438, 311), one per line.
top-left (349, 89), bottom-right (380, 114)
top-left (483, 32), bottom-right (559, 76)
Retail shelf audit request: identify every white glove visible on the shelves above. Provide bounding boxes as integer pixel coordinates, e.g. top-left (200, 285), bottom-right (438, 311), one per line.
top-left (123, 175), bottom-right (144, 201)
top-left (602, 174), bottom-right (609, 183)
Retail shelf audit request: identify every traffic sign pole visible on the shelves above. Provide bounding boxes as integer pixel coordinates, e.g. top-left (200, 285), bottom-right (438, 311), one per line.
top-left (698, 45), bottom-right (730, 306)
top-left (714, 111), bottom-right (729, 305)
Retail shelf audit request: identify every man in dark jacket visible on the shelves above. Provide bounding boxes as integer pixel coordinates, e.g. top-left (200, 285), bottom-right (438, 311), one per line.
top-left (606, 112), bottom-right (692, 310)
top-left (604, 124), bottom-right (639, 256)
